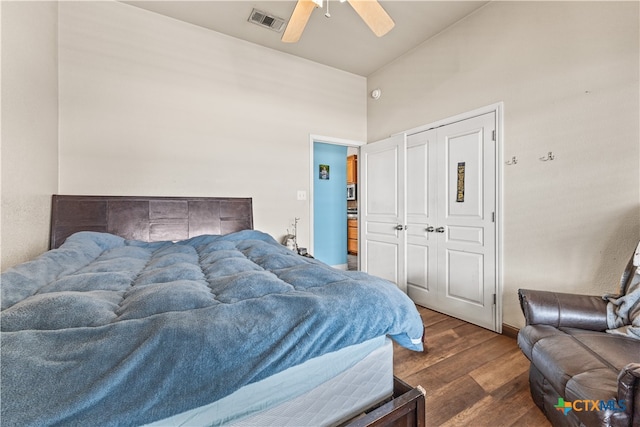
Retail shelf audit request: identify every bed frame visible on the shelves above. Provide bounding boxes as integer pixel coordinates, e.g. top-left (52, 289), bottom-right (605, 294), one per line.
top-left (345, 378), bottom-right (426, 427)
top-left (48, 194), bottom-right (426, 427)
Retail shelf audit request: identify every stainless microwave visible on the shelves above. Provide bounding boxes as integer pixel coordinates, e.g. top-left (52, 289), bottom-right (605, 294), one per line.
top-left (347, 184), bottom-right (356, 200)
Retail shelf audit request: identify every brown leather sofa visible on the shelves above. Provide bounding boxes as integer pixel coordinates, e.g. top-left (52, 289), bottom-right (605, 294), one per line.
top-left (517, 289), bottom-right (640, 427)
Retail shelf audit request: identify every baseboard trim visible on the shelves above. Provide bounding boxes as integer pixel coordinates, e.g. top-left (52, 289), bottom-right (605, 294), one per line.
top-left (502, 323), bottom-right (519, 339)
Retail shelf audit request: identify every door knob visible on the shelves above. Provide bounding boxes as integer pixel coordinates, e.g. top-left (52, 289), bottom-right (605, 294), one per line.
top-left (426, 226), bottom-right (435, 232)
top-left (435, 227), bottom-right (445, 233)
top-left (395, 225), bottom-right (405, 231)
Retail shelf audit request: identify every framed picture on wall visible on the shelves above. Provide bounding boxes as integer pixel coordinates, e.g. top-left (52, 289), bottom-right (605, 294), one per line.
top-left (319, 164), bottom-right (330, 180)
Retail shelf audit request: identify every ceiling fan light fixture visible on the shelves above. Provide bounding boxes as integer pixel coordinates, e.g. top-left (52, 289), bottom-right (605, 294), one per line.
top-left (282, 0), bottom-right (394, 43)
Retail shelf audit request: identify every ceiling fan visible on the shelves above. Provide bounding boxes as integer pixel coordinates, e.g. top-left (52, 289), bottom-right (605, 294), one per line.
top-left (282, 0), bottom-right (395, 43)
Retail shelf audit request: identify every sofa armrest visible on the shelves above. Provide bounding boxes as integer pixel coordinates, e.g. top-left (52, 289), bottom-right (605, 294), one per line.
top-left (518, 289), bottom-right (608, 331)
top-left (617, 363), bottom-right (640, 426)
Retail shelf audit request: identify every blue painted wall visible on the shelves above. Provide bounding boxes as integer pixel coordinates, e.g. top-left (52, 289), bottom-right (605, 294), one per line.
top-left (314, 143), bottom-right (347, 266)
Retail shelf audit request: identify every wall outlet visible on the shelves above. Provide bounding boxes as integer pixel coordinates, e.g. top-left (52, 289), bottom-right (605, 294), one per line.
top-left (297, 190), bottom-right (307, 201)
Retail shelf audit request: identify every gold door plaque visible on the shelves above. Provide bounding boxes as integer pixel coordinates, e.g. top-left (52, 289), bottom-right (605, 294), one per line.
top-left (456, 162), bottom-right (465, 203)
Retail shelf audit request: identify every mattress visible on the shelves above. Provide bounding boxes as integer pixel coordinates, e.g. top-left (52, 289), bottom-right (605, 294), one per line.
top-left (147, 337), bottom-right (393, 427)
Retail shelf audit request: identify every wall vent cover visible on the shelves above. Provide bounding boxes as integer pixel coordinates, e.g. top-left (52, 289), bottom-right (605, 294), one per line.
top-left (248, 9), bottom-right (286, 33)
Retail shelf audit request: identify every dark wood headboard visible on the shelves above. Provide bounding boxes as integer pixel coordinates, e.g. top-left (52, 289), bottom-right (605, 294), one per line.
top-left (50, 195), bottom-right (253, 249)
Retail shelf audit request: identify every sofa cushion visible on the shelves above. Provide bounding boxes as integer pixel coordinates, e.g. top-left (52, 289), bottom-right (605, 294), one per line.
top-left (563, 328), bottom-right (640, 373)
top-left (528, 328), bottom-right (613, 395)
top-left (562, 328), bottom-right (640, 371)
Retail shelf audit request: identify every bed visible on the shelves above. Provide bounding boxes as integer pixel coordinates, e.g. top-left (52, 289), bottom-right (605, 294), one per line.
top-left (1, 195), bottom-right (426, 427)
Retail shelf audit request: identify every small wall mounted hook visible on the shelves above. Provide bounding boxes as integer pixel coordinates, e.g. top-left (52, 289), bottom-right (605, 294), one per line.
top-left (539, 152), bottom-right (555, 161)
top-left (505, 156), bottom-right (518, 166)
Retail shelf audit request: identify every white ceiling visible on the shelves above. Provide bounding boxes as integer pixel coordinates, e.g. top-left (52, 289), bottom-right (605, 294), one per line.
top-left (124, 1), bottom-right (489, 76)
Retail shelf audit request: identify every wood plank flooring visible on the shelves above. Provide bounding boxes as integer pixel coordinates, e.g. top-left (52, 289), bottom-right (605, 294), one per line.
top-left (393, 305), bottom-right (551, 427)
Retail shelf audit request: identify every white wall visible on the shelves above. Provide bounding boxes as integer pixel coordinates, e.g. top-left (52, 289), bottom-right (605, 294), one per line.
top-left (1, 1), bottom-right (59, 270)
top-left (58, 1), bottom-right (366, 248)
top-left (367, 1), bottom-right (640, 328)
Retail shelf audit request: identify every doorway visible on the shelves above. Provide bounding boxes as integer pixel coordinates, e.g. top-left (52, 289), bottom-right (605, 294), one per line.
top-left (346, 147), bottom-right (358, 270)
top-left (309, 135), bottom-right (365, 270)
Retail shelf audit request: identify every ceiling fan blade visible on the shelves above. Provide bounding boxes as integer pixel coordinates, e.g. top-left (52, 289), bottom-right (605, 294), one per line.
top-left (282, 0), bottom-right (318, 43)
top-left (347, 0), bottom-right (395, 37)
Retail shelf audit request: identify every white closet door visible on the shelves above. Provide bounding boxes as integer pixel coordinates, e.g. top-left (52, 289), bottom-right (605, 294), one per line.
top-left (363, 112), bottom-right (498, 331)
top-left (360, 134), bottom-right (406, 291)
top-left (435, 112), bottom-right (496, 330)
top-left (406, 129), bottom-right (437, 302)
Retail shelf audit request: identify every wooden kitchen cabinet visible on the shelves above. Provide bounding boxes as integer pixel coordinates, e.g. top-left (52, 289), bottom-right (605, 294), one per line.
top-left (347, 155), bottom-right (358, 184)
top-left (347, 218), bottom-right (358, 255)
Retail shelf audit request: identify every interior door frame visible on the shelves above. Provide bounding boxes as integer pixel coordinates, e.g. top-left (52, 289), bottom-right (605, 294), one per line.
top-left (309, 134), bottom-right (365, 266)
top-left (400, 102), bottom-right (504, 333)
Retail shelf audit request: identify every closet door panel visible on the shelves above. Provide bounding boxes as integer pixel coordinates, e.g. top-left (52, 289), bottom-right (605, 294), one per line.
top-left (407, 243), bottom-right (431, 291)
top-left (406, 130), bottom-right (437, 304)
top-left (447, 225), bottom-right (484, 246)
top-left (406, 143), bottom-right (429, 220)
top-left (361, 134), bottom-right (406, 292)
top-left (365, 146), bottom-right (400, 217)
top-left (436, 112), bottom-right (496, 330)
top-left (366, 240), bottom-right (399, 285)
top-left (446, 249), bottom-right (485, 306)
top-left (444, 127), bottom-right (484, 219)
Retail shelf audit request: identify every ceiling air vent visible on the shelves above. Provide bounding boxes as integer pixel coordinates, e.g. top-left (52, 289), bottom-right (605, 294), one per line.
top-left (248, 8), bottom-right (286, 33)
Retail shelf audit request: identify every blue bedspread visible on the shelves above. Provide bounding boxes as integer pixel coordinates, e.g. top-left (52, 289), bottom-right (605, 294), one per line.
top-left (1, 230), bottom-right (423, 426)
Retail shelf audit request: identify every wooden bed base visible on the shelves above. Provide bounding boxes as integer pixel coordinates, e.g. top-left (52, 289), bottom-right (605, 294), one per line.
top-left (346, 377), bottom-right (426, 427)
top-left (48, 195), bottom-right (426, 427)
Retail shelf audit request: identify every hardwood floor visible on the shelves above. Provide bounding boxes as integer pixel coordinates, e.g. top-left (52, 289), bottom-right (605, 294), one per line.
top-left (393, 305), bottom-right (551, 427)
